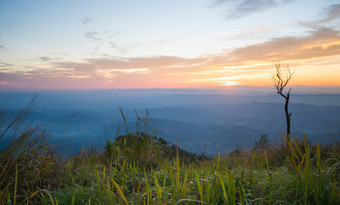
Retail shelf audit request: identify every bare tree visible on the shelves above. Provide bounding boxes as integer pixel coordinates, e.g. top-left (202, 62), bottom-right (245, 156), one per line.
top-left (273, 64), bottom-right (294, 141)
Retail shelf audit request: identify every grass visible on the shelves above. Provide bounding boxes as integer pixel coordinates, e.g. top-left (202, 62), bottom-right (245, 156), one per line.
top-left (0, 103), bottom-right (339, 204)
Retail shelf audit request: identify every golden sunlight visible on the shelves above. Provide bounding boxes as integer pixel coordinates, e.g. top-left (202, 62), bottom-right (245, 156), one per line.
top-left (221, 81), bottom-right (239, 86)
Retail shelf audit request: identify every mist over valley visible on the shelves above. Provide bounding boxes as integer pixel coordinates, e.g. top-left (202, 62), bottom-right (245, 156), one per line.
top-left (1, 88), bottom-right (339, 155)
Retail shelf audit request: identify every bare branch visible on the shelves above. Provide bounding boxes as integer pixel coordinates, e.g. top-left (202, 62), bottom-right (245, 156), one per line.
top-left (273, 64), bottom-right (294, 97)
top-left (272, 64), bottom-right (294, 141)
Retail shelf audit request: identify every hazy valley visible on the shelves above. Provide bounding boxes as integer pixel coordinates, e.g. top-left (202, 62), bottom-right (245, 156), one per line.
top-left (1, 88), bottom-right (339, 155)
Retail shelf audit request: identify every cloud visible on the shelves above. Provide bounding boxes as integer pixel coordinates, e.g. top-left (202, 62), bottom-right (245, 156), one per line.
top-left (81, 17), bottom-right (91, 24)
top-left (1, 28), bottom-right (340, 89)
top-left (227, 27), bottom-right (340, 63)
top-left (183, 27), bottom-right (340, 85)
top-left (0, 64), bottom-right (91, 80)
top-left (104, 68), bottom-right (151, 74)
top-left (42, 57), bottom-right (172, 81)
top-left (318, 4), bottom-right (340, 23)
top-left (0, 71), bottom-right (97, 90)
top-left (0, 62), bottom-right (13, 67)
top-left (215, 0), bottom-right (295, 19)
top-left (11, 56), bottom-right (208, 86)
top-left (96, 68), bottom-right (151, 82)
top-left (96, 69), bottom-right (117, 80)
top-left (83, 56), bottom-right (207, 71)
top-left (85, 31), bottom-right (119, 49)
top-left (0, 43), bottom-right (7, 51)
top-left (40, 56), bottom-right (62, 61)
top-left (300, 4), bottom-right (340, 27)
top-left (85, 31), bottom-right (103, 41)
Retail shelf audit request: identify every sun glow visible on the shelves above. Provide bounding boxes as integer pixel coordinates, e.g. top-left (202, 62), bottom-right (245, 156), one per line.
top-left (222, 81), bottom-right (239, 86)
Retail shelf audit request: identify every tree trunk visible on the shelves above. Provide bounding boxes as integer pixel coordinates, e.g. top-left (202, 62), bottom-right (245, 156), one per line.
top-left (284, 93), bottom-right (291, 141)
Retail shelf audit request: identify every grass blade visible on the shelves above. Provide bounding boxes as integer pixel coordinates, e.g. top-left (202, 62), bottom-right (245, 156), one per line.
top-left (111, 178), bottom-right (129, 205)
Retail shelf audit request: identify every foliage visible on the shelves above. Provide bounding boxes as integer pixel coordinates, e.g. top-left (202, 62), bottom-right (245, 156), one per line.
top-left (254, 134), bottom-right (269, 149)
top-left (0, 98), bottom-right (60, 204)
top-left (106, 133), bottom-right (204, 170)
top-left (0, 105), bottom-right (339, 204)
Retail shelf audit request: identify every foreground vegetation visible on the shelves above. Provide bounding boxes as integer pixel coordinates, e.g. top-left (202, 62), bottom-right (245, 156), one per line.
top-left (1, 103), bottom-right (339, 204)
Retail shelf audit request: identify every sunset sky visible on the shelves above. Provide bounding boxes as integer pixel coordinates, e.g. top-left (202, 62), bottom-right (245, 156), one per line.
top-left (0, 0), bottom-right (340, 90)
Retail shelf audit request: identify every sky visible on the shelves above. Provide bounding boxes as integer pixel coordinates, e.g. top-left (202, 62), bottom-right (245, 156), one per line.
top-left (0, 0), bottom-right (340, 90)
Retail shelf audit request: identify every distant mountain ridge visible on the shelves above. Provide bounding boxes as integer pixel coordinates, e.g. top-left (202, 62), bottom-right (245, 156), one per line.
top-left (1, 91), bottom-right (339, 155)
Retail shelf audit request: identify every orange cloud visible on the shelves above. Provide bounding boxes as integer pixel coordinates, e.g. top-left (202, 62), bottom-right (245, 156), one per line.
top-left (1, 28), bottom-right (340, 90)
top-left (182, 28), bottom-right (340, 86)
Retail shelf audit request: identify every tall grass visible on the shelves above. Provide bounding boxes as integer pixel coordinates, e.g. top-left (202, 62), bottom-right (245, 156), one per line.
top-left (0, 104), bottom-right (339, 204)
top-left (0, 97), bottom-right (59, 204)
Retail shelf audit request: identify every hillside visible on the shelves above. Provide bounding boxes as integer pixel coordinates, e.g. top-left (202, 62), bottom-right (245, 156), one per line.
top-left (0, 105), bottom-right (340, 204)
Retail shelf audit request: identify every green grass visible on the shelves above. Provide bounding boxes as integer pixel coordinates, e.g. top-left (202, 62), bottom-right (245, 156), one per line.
top-left (1, 105), bottom-right (339, 204)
